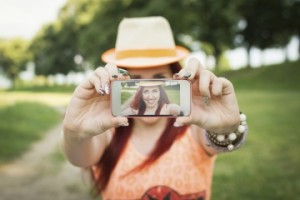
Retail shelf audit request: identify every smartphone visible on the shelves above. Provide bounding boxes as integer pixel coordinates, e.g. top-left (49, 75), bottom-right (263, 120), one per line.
top-left (111, 79), bottom-right (191, 117)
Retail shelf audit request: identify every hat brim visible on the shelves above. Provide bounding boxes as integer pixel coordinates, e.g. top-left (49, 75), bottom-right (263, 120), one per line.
top-left (101, 46), bottom-right (190, 68)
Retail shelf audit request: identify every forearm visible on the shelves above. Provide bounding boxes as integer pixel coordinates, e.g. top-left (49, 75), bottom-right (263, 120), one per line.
top-left (61, 130), bottom-right (106, 167)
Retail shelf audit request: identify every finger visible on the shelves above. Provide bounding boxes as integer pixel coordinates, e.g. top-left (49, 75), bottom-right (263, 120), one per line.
top-left (81, 73), bottom-right (102, 94)
top-left (199, 70), bottom-right (216, 98)
top-left (219, 77), bottom-right (234, 95)
top-left (104, 63), bottom-right (119, 80)
top-left (100, 116), bottom-right (129, 131)
top-left (184, 57), bottom-right (204, 79)
top-left (174, 57), bottom-right (202, 80)
top-left (94, 67), bottom-right (110, 94)
top-left (173, 116), bottom-right (193, 127)
top-left (211, 77), bottom-right (223, 96)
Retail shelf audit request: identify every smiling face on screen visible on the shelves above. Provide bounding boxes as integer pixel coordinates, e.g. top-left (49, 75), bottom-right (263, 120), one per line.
top-left (142, 86), bottom-right (160, 109)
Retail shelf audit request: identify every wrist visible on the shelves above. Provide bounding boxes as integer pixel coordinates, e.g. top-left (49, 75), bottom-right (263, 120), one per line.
top-left (206, 112), bottom-right (248, 151)
top-left (63, 125), bottom-right (92, 140)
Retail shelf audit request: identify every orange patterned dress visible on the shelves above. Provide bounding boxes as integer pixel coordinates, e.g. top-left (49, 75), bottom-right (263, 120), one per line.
top-left (101, 128), bottom-right (216, 200)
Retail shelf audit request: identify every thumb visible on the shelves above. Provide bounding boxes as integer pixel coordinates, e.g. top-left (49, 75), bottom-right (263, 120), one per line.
top-left (99, 116), bottom-right (129, 132)
top-left (173, 116), bottom-right (193, 127)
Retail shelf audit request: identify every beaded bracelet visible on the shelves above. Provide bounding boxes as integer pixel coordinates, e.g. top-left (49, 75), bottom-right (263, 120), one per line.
top-left (206, 112), bottom-right (247, 151)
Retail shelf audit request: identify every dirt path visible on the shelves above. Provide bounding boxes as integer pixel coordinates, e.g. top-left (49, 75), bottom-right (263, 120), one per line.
top-left (0, 122), bottom-right (96, 200)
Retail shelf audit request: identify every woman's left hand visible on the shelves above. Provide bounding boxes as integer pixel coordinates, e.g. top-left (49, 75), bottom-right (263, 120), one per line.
top-left (174, 57), bottom-right (240, 133)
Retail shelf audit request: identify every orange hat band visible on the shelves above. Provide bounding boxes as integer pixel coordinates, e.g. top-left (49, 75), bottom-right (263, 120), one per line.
top-left (116, 49), bottom-right (177, 59)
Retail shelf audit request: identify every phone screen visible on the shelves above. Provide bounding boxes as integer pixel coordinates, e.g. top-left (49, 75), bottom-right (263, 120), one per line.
top-left (111, 79), bottom-right (191, 117)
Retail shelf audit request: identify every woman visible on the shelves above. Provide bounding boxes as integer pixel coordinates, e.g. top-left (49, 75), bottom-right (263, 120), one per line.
top-left (62, 16), bottom-right (247, 200)
top-left (122, 81), bottom-right (181, 116)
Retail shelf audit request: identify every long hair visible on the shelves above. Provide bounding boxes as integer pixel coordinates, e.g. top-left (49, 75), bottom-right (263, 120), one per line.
top-left (90, 62), bottom-right (185, 195)
top-left (130, 85), bottom-right (170, 115)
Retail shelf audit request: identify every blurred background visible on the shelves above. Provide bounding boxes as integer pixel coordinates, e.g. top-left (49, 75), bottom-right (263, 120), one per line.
top-left (0, 0), bottom-right (299, 199)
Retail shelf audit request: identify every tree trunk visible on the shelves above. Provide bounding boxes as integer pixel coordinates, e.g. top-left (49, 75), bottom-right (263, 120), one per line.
top-left (213, 46), bottom-right (222, 72)
top-left (284, 46), bottom-right (289, 62)
top-left (246, 45), bottom-right (251, 68)
top-left (10, 74), bottom-right (17, 89)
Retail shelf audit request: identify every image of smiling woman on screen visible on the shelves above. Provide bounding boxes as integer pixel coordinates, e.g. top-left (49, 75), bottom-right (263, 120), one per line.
top-left (122, 81), bottom-right (181, 116)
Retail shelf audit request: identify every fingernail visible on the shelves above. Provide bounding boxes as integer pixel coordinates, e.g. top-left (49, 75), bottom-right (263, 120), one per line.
top-left (118, 68), bottom-right (129, 76)
top-left (112, 74), bottom-right (118, 78)
top-left (98, 86), bottom-right (105, 95)
top-left (204, 96), bottom-right (209, 106)
top-left (173, 122), bottom-right (183, 127)
top-left (173, 73), bottom-right (179, 77)
top-left (183, 72), bottom-right (191, 79)
top-left (98, 88), bottom-right (105, 96)
top-left (104, 83), bottom-right (110, 95)
top-left (119, 122), bottom-right (129, 127)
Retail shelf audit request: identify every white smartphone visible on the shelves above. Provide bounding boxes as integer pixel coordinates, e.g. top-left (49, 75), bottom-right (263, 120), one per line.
top-left (111, 79), bottom-right (191, 117)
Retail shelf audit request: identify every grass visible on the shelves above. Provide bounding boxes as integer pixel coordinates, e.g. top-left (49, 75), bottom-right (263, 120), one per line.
top-left (6, 84), bottom-right (76, 93)
top-left (211, 60), bottom-right (300, 199)
top-left (219, 60), bottom-right (300, 91)
top-left (0, 91), bottom-right (72, 107)
top-left (0, 102), bottom-right (61, 164)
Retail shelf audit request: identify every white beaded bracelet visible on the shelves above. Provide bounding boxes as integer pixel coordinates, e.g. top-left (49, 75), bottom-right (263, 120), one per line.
top-left (206, 112), bottom-right (248, 151)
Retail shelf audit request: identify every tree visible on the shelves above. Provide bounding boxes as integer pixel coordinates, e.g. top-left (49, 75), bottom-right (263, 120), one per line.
top-left (29, 0), bottom-right (240, 71)
top-left (30, 0), bottom-right (99, 76)
top-left (78, 0), bottom-right (238, 71)
top-left (236, 0), bottom-right (293, 67)
top-left (0, 38), bottom-right (32, 87)
top-left (284, 0), bottom-right (300, 55)
top-left (179, 0), bottom-right (239, 71)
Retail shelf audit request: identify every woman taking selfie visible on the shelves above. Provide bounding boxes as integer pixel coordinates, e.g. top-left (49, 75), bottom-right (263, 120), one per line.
top-left (62, 16), bottom-right (248, 200)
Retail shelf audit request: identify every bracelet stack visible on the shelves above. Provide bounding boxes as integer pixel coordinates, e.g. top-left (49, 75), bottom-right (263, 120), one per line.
top-left (207, 112), bottom-right (247, 151)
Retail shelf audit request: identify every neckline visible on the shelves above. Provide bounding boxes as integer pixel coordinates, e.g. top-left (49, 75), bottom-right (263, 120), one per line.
top-left (127, 127), bottom-right (191, 159)
top-left (128, 139), bottom-right (149, 159)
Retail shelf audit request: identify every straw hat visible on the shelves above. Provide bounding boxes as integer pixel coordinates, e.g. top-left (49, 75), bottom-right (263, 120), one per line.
top-left (101, 16), bottom-right (190, 68)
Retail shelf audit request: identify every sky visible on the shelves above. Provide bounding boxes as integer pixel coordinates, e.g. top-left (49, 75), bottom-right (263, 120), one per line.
top-left (0, 0), bottom-right (67, 39)
top-left (0, 0), bottom-right (298, 69)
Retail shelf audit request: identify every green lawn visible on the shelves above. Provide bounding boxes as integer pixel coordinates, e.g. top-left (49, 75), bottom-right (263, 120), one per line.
top-left (0, 90), bottom-right (71, 164)
top-left (0, 91), bottom-right (71, 107)
top-left (212, 90), bottom-right (300, 199)
top-left (0, 102), bottom-right (61, 164)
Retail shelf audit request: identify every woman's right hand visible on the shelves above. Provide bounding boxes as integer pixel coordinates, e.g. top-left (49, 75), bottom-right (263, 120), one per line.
top-left (63, 63), bottom-right (129, 138)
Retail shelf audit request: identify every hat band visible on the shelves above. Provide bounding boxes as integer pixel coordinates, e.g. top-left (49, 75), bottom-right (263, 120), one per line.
top-left (116, 49), bottom-right (177, 59)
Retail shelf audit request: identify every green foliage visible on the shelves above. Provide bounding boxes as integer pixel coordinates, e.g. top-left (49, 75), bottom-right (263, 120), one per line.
top-left (27, 0), bottom-right (300, 76)
top-left (29, 0), bottom-right (101, 75)
top-left (185, 0), bottom-right (239, 70)
top-left (0, 38), bottom-right (32, 86)
top-left (165, 89), bottom-right (180, 105)
top-left (121, 91), bottom-right (133, 104)
top-left (0, 102), bottom-right (61, 164)
top-left (235, 0), bottom-right (299, 66)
